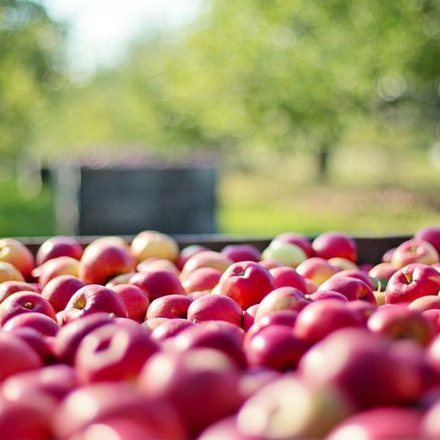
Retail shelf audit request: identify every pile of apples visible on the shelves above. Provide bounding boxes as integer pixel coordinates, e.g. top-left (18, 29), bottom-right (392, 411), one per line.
top-left (2, 228), bottom-right (440, 439)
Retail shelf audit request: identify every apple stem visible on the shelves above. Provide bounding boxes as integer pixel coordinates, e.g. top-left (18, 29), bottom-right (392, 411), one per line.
top-left (24, 302), bottom-right (33, 309)
top-left (376, 280), bottom-right (382, 293)
top-left (410, 240), bottom-right (417, 254)
top-left (73, 297), bottom-right (86, 310)
top-left (403, 269), bottom-right (412, 284)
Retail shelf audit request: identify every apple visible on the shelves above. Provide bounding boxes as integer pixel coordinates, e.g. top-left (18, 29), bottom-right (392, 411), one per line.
top-left (368, 262), bottom-right (398, 287)
top-left (328, 257), bottom-right (358, 271)
top-left (137, 258), bottom-right (180, 276)
top-left (254, 286), bottom-right (311, 321)
top-left (139, 347), bottom-right (243, 437)
top-left (409, 295), bottom-right (440, 312)
top-left (33, 256), bottom-right (80, 288)
top-left (391, 239), bottom-right (439, 268)
top-left (258, 259), bottom-right (283, 270)
top-left (63, 284), bottom-right (128, 323)
top-left (242, 304), bottom-right (259, 331)
top-left (36, 236), bottom-right (83, 266)
top-left (367, 306), bottom-right (435, 346)
top-left (0, 291), bottom-right (57, 326)
top-left (238, 368), bottom-right (281, 401)
top-left (346, 300), bottom-right (377, 323)
top-left (74, 321), bottom-right (159, 383)
top-left (332, 269), bottom-right (376, 290)
top-left (182, 267), bottom-right (222, 294)
top-left (296, 257), bottom-right (340, 286)
top-left (382, 247), bottom-right (396, 263)
top-left (197, 415), bottom-right (263, 440)
top-left (272, 232), bottom-right (314, 258)
top-left (237, 374), bottom-right (354, 440)
top-left (130, 230), bottom-right (180, 263)
top-left (0, 280), bottom-right (40, 303)
top-left (105, 272), bottom-right (136, 288)
top-left (419, 394), bottom-right (440, 438)
top-left (150, 318), bottom-right (195, 342)
top-left (423, 309), bottom-right (440, 334)
top-left (180, 251), bottom-right (233, 280)
top-left (0, 331), bottom-right (42, 381)
top-left (385, 263), bottom-right (440, 304)
top-left (130, 269), bottom-right (184, 302)
top-left (53, 312), bottom-right (116, 364)
top-left (312, 232), bottom-right (357, 262)
top-left (146, 294), bottom-right (191, 320)
top-left (0, 238), bottom-right (35, 280)
top-left (221, 244), bottom-right (261, 263)
top-left (317, 275), bottom-right (376, 303)
top-left (213, 261), bottom-right (275, 309)
top-left (187, 294), bottom-right (242, 326)
top-left (176, 244), bottom-right (209, 271)
top-left (294, 299), bottom-right (364, 344)
top-left (269, 266), bottom-right (307, 293)
top-left (2, 311), bottom-right (59, 337)
top-left (327, 407), bottom-right (423, 440)
top-left (53, 382), bottom-right (187, 440)
top-left (415, 225), bottom-right (440, 255)
top-left (308, 290), bottom-right (349, 302)
top-left (0, 262), bottom-right (25, 284)
top-left (112, 284), bottom-right (150, 322)
top-left (79, 241), bottom-right (136, 285)
top-left (305, 278), bottom-right (319, 294)
top-left (41, 275), bottom-right (86, 313)
top-left (142, 317), bottom-right (169, 331)
top-left (261, 241), bottom-right (307, 268)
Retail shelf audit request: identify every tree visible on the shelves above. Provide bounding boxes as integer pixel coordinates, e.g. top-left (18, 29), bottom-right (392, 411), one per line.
top-left (0, 0), bottom-right (65, 161)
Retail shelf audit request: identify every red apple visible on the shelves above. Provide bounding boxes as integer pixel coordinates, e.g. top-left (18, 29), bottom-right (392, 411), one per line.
top-left (0, 238), bottom-right (35, 280)
top-left (150, 318), bottom-right (195, 342)
top-left (176, 244), bottom-right (209, 270)
top-left (79, 241), bottom-right (136, 285)
top-left (198, 415), bottom-right (265, 440)
top-left (75, 321), bottom-right (159, 383)
top-left (254, 286), bottom-right (311, 321)
top-left (137, 258), bottom-right (180, 276)
top-left (36, 236), bottom-right (83, 266)
top-left (346, 300), bottom-right (377, 323)
top-left (332, 269), bottom-right (376, 290)
top-left (385, 263), bottom-right (440, 304)
top-left (312, 232), bottom-right (357, 262)
top-left (415, 225), bottom-right (440, 255)
top-left (221, 244), bottom-right (261, 263)
top-left (146, 294), bottom-right (191, 320)
top-left (63, 285), bottom-right (128, 323)
top-left (242, 304), bottom-right (259, 331)
top-left (272, 232), bottom-right (314, 258)
top-left (111, 284), bottom-right (150, 322)
top-left (0, 291), bottom-right (56, 326)
top-left (180, 251), bottom-right (233, 280)
top-left (130, 269), bottom-right (184, 302)
top-left (308, 290), bottom-right (349, 302)
top-left (182, 267), bottom-right (222, 294)
top-left (130, 230), bottom-right (179, 263)
top-left (269, 266), bottom-right (307, 293)
top-left (2, 312), bottom-right (59, 336)
top-left (391, 239), bottom-right (439, 268)
top-left (213, 261), bottom-right (276, 309)
top-left (0, 280), bottom-right (40, 303)
top-left (294, 299), bottom-right (364, 344)
top-left (296, 257), bottom-right (340, 286)
top-left (105, 272), bottom-right (136, 288)
top-left (317, 275), bottom-right (376, 303)
top-left (41, 275), bottom-right (86, 313)
top-left (368, 262), bottom-right (398, 286)
top-left (187, 294), bottom-right (242, 326)
top-left (33, 256), bottom-right (80, 288)
top-left (53, 312), bottom-right (115, 364)
top-left (367, 305), bottom-right (435, 346)
top-left (139, 348), bottom-right (243, 437)
top-left (409, 295), bottom-right (440, 312)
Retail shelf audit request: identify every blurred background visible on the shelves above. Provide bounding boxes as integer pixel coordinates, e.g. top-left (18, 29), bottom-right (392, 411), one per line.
top-left (1, 0), bottom-right (440, 238)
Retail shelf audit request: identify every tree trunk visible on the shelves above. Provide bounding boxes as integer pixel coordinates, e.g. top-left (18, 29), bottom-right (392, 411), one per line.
top-left (316, 144), bottom-right (331, 184)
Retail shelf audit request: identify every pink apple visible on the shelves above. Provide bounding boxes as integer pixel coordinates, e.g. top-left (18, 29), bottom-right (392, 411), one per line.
top-left (176, 244), bottom-right (209, 270)
top-left (332, 269), bottom-right (376, 290)
top-left (367, 306), bottom-right (435, 346)
top-left (382, 247), bottom-right (396, 263)
top-left (415, 225), bottom-right (440, 255)
top-left (139, 348), bottom-right (243, 437)
top-left (63, 285), bottom-right (128, 323)
top-left (182, 267), bottom-right (222, 294)
top-left (112, 284), bottom-right (150, 322)
top-left (385, 263), bottom-right (440, 304)
top-left (312, 231), bottom-right (357, 262)
top-left (141, 317), bottom-right (169, 331)
top-left (130, 230), bottom-right (180, 263)
top-left (258, 258), bottom-right (283, 270)
top-left (41, 275), bottom-right (86, 313)
top-left (0, 291), bottom-right (56, 326)
top-left (53, 312), bottom-right (116, 364)
top-left (269, 266), bottom-right (307, 293)
top-left (423, 309), bottom-right (440, 334)
top-left (221, 244), bottom-right (261, 263)
top-left (368, 262), bottom-right (398, 285)
top-left (105, 272), bottom-right (136, 288)
top-left (391, 239), bottom-right (439, 268)
top-left (79, 241), bottom-right (136, 285)
top-left (33, 256), bottom-right (80, 288)
top-left (328, 257), bottom-right (359, 271)
top-left (150, 318), bottom-right (195, 342)
top-left (409, 295), bottom-right (440, 312)
top-left (213, 261), bottom-right (275, 309)
top-left (308, 290), bottom-right (349, 302)
top-left (296, 257), bottom-right (340, 286)
top-left (137, 258), bottom-right (180, 276)
top-left (146, 294), bottom-right (191, 320)
top-left (187, 294), bottom-right (242, 326)
top-left (36, 236), bottom-right (83, 266)
top-left (272, 232), bottom-right (314, 258)
top-left (53, 382), bottom-right (187, 440)
top-left (2, 311), bottom-right (59, 336)
top-left (75, 322), bottom-right (159, 383)
top-left (346, 300), bottom-right (377, 323)
top-left (130, 269), bottom-right (184, 301)
top-left (198, 415), bottom-right (264, 440)
top-left (0, 238), bottom-right (35, 280)
top-left (242, 304), bottom-right (259, 331)
top-left (294, 299), bottom-right (364, 344)
top-left (317, 275), bottom-right (376, 303)
top-left (0, 262), bottom-right (25, 283)
top-left (180, 250), bottom-right (233, 280)
top-left (0, 280), bottom-right (40, 303)
top-left (254, 286), bottom-right (311, 321)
